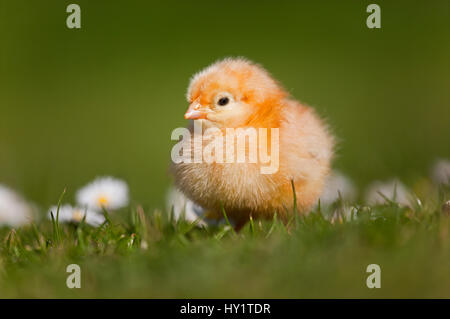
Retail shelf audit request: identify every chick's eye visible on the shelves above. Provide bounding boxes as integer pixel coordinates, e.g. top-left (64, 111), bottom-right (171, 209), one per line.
top-left (217, 97), bottom-right (229, 106)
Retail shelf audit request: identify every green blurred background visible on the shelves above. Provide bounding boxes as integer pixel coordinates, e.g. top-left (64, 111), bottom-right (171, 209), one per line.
top-left (0, 0), bottom-right (449, 210)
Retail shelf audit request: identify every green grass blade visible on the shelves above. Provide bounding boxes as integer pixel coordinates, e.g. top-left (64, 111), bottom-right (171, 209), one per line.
top-left (220, 202), bottom-right (236, 236)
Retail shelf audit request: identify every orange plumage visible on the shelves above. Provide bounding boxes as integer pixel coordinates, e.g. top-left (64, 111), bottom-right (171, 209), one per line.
top-left (172, 58), bottom-right (334, 229)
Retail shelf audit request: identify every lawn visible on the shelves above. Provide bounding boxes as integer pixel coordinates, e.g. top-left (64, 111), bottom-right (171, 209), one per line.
top-left (1, 182), bottom-right (449, 298)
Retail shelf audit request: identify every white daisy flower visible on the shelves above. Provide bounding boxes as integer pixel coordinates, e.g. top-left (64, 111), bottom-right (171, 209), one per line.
top-left (319, 171), bottom-right (357, 206)
top-left (76, 176), bottom-right (129, 211)
top-left (364, 179), bottom-right (413, 207)
top-left (48, 204), bottom-right (105, 227)
top-left (0, 184), bottom-right (33, 227)
top-left (431, 158), bottom-right (450, 185)
top-left (330, 205), bottom-right (358, 224)
top-left (166, 187), bottom-right (207, 226)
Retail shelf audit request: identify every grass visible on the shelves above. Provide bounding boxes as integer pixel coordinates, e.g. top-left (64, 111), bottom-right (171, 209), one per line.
top-left (0, 183), bottom-right (449, 298)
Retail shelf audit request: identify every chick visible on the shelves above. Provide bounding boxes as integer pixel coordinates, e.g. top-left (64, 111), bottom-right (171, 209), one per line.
top-left (172, 58), bottom-right (334, 229)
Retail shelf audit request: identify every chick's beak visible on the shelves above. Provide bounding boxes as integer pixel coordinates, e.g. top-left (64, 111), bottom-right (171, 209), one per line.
top-left (184, 100), bottom-right (207, 120)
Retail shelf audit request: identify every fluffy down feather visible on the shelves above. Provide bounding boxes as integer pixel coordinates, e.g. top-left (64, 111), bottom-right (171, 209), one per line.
top-left (172, 58), bottom-right (334, 228)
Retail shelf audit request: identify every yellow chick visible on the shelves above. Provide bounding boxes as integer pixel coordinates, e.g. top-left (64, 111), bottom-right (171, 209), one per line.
top-left (171, 58), bottom-right (334, 229)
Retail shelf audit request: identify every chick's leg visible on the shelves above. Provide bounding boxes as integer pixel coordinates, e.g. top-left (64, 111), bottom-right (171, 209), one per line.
top-left (233, 217), bottom-right (249, 232)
